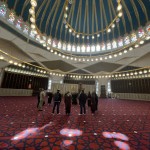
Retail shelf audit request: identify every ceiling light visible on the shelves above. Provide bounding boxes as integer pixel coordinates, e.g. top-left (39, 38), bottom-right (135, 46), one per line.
top-left (69, 29), bottom-right (72, 33)
top-left (129, 47), bottom-right (133, 51)
top-left (65, 6), bottom-right (68, 11)
top-left (47, 47), bottom-right (50, 50)
top-left (31, 0), bottom-right (37, 7)
top-left (135, 44), bottom-right (139, 48)
top-left (92, 36), bottom-right (94, 39)
top-left (29, 8), bottom-right (35, 15)
top-left (109, 55), bottom-right (112, 58)
top-left (124, 50), bottom-right (127, 53)
top-left (100, 57), bottom-right (103, 60)
top-left (105, 57), bottom-right (107, 60)
top-left (14, 62), bottom-right (18, 65)
top-left (119, 52), bottom-right (122, 55)
top-left (64, 13), bottom-right (68, 18)
top-left (0, 56), bottom-right (4, 59)
top-left (65, 25), bottom-right (68, 28)
top-left (43, 43), bottom-right (46, 47)
top-left (9, 60), bottom-right (13, 64)
top-left (118, 12), bottom-right (123, 17)
top-left (140, 40), bottom-right (144, 44)
top-left (82, 36), bottom-right (85, 39)
top-left (50, 49), bottom-right (53, 52)
top-left (30, 17), bottom-right (35, 23)
top-left (117, 4), bottom-right (122, 11)
top-left (87, 36), bottom-right (89, 39)
top-left (114, 54), bottom-right (117, 57)
top-left (107, 28), bottom-right (111, 33)
top-left (76, 34), bottom-right (79, 38)
top-left (31, 24), bottom-right (36, 29)
top-left (97, 34), bottom-right (100, 37)
top-left (112, 24), bottom-right (115, 28)
top-left (145, 36), bottom-right (150, 40)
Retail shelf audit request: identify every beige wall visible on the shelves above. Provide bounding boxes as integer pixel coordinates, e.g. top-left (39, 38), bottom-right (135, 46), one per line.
top-left (51, 83), bottom-right (95, 94)
top-left (111, 93), bottom-right (150, 101)
top-left (0, 88), bottom-right (33, 96)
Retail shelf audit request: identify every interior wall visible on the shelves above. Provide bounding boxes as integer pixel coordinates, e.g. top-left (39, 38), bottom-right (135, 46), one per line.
top-left (111, 78), bottom-right (150, 94)
top-left (1, 71), bottom-right (48, 91)
top-left (51, 83), bottom-right (95, 95)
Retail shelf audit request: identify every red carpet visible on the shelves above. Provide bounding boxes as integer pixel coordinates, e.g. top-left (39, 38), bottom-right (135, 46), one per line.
top-left (0, 97), bottom-right (150, 150)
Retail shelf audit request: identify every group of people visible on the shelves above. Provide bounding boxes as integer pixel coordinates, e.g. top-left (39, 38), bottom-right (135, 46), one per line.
top-left (37, 89), bottom-right (98, 115)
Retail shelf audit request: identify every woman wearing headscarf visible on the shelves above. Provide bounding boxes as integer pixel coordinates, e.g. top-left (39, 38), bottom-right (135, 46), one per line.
top-left (64, 91), bottom-right (72, 115)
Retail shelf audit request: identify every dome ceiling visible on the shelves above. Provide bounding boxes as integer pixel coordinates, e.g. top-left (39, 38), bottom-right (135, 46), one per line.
top-left (6, 0), bottom-right (150, 45)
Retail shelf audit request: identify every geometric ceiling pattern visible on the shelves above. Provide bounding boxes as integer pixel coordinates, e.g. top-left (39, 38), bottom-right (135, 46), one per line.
top-left (5, 0), bottom-right (150, 44)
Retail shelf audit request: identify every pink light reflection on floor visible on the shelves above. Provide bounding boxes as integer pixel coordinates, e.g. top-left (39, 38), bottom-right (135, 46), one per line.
top-left (11, 122), bottom-right (54, 141)
top-left (60, 128), bottom-right (82, 137)
top-left (102, 132), bottom-right (129, 141)
top-left (63, 140), bottom-right (73, 146)
top-left (114, 141), bottom-right (130, 150)
top-left (11, 128), bottom-right (39, 141)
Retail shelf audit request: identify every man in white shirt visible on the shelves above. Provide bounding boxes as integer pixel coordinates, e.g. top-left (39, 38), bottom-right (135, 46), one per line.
top-left (38, 88), bottom-right (45, 111)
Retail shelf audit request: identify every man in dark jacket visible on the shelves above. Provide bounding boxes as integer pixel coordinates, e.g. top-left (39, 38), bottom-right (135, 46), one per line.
top-left (78, 90), bottom-right (87, 115)
top-left (52, 90), bottom-right (61, 114)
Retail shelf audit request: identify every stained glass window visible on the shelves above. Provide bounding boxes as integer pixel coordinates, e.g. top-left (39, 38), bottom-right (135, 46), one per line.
top-left (146, 24), bottom-right (150, 35)
top-left (62, 43), bottom-right (66, 51)
top-left (23, 25), bottom-right (29, 34)
top-left (118, 38), bottom-right (123, 47)
top-left (96, 45), bottom-right (100, 51)
top-left (30, 30), bottom-right (36, 38)
top-left (72, 45), bottom-right (76, 52)
top-left (58, 42), bottom-right (62, 49)
top-left (138, 28), bottom-right (145, 38)
top-left (0, 4), bottom-right (7, 17)
top-left (47, 38), bottom-right (51, 45)
top-left (112, 40), bottom-right (117, 49)
top-left (107, 42), bottom-right (111, 50)
top-left (131, 33), bottom-right (137, 42)
top-left (81, 45), bottom-right (85, 52)
top-left (67, 44), bottom-right (71, 51)
top-left (91, 45), bottom-right (95, 52)
top-left (124, 36), bottom-right (130, 45)
top-left (101, 43), bottom-right (106, 51)
top-left (8, 11), bottom-right (15, 24)
top-left (86, 45), bottom-right (90, 52)
top-left (16, 18), bottom-right (23, 30)
top-left (77, 46), bottom-right (80, 52)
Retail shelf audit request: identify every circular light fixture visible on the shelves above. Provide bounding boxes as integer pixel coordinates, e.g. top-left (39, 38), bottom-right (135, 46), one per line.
top-left (139, 40), bottom-right (144, 44)
top-left (117, 4), bottom-right (122, 11)
top-left (118, 12), bottom-right (123, 17)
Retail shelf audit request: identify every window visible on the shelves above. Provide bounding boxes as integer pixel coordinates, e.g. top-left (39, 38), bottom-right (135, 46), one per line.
top-left (8, 11), bottom-right (15, 24)
top-left (96, 81), bottom-right (99, 95)
top-left (48, 79), bottom-right (52, 90)
top-left (0, 4), bottom-right (7, 17)
top-left (107, 81), bottom-right (111, 93)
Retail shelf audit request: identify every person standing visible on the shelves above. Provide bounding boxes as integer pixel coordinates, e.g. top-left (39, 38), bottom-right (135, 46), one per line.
top-left (47, 90), bottom-right (53, 105)
top-left (52, 90), bottom-right (61, 114)
top-left (78, 90), bottom-right (87, 115)
top-left (37, 88), bottom-right (41, 108)
top-left (87, 91), bottom-right (92, 106)
top-left (95, 92), bottom-right (98, 111)
top-left (91, 91), bottom-right (97, 114)
top-left (64, 91), bottom-right (72, 115)
top-left (38, 88), bottom-right (45, 111)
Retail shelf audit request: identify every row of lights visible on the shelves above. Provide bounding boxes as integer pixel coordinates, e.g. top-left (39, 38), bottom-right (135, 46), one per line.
top-left (44, 36), bottom-right (148, 62)
top-left (1, 54), bottom-right (150, 80)
top-left (5, 67), bottom-right (48, 77)
top-left (63, 0), bottom-right (123, 38)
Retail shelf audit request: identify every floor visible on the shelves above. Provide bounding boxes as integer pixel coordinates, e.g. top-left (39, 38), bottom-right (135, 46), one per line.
top-left (0, 96), bottom-right (150, 150)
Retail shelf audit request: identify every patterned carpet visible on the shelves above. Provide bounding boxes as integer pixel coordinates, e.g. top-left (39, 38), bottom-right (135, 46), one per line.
top-left (0, 96), bottom-right (150, 150)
